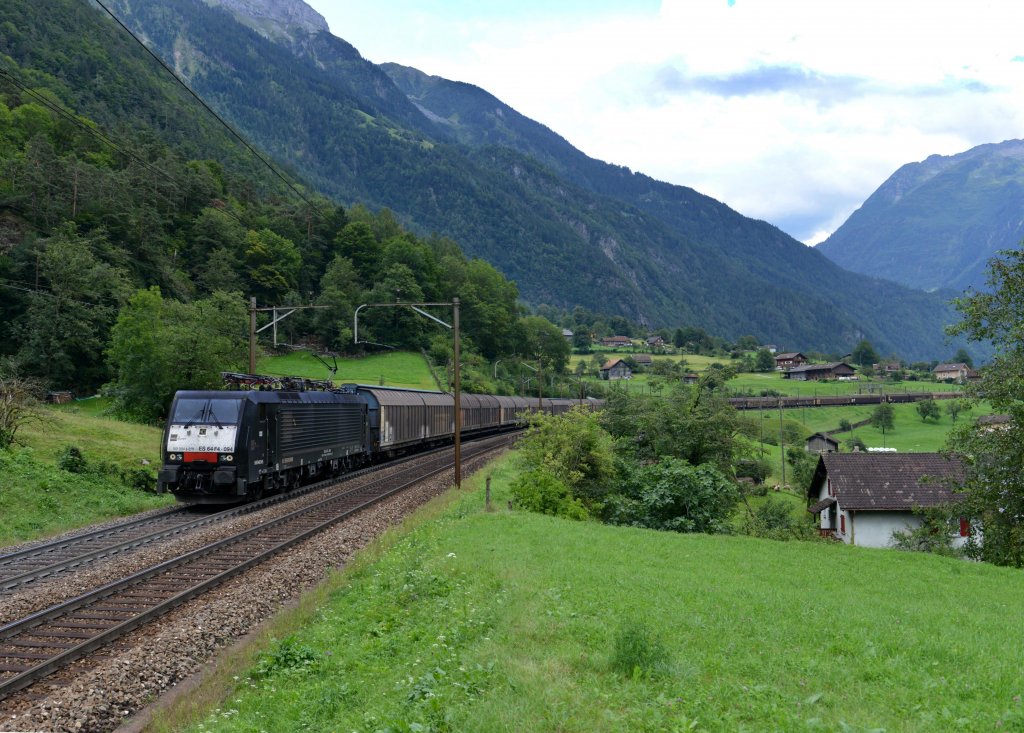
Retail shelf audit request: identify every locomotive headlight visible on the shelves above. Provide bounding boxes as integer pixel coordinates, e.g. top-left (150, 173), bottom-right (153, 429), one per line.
top-left (220, 454), bottom-right (234, 462)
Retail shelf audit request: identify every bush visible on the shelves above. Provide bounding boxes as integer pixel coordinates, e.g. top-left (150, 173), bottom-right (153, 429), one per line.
top-left (604, 458), bottom-right (739, 533)
top-left (57, 445), bottom-right (87, 473)
top-left (510, 469), bottom-right (589, 520)
top-left (735, 458), bottom-right (771, 485)
top-left (741, 497), bottom-right (817, 540)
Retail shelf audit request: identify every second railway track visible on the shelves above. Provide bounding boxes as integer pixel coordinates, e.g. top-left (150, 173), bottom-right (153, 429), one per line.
top-left (0, 433), bottom-right (508, 596)
top-left (0, 434), bottom-right (513, 702)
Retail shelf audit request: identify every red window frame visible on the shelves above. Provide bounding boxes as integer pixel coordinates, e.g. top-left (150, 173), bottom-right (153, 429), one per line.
top-left (840, 514), bottom-right (846, 534)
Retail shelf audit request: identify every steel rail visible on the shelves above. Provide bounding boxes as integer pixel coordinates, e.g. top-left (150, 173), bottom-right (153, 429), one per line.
top-left (0, 435), bottom-right (511, 701)
top-left (0, 431), bottom-right (515, 594)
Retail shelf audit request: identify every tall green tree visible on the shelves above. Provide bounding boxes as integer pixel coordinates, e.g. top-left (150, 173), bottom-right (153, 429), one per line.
top-left (946, 248), bottom-right (1024, 565)
top-left (244, 228), bottom-right (301, 302)
top-left (14, 226), bottom-right (127, 389)
top-left (852, 339), bottom-right (880, 366)
top-left (107, 287), bottom-right (247, 421)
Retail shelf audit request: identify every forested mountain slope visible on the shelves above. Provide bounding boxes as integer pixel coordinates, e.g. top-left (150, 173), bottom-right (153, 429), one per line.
top-left (5, 0), bottom-right (968, 360)
top-left (818, 139), bottom-right (1024, 292)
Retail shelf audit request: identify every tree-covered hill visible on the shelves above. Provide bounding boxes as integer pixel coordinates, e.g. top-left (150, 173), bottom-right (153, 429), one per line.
top-left (88, 0), bottom-right (965, 360)
top-left (818, 139), bottom-right (1024, 292)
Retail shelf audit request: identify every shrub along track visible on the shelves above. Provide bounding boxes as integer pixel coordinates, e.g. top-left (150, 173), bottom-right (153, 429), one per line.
top-left (0, 436), bottom-right (512, 732)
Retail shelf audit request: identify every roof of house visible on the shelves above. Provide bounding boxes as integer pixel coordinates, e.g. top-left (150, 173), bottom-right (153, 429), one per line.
top-left (933, 362), bottom-right (969, 372)
top-left (646, 335), bottom-right (664, 343)
top-left (600, 358), bottom-right (629, 370)
top-left (603, 335), bottom-right (632, 342)
top-left (633, 354), bottom-right (653, 364)
top-left (806, 432), bottom-right (839, 446)
top-left (808, 452), bottom-right (965, 511)
top-left (786, 361), bottom-right (855, 374)
top-left (561, 329), bottom-right (574, 337)
top-left (775, 352), bottom-right (805, 360)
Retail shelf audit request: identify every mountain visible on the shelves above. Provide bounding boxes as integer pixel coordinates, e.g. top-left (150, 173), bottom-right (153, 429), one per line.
top-left (94, 0), bottom-right (967, 360)
top-left (817, 140), bottom-right (1024, 292)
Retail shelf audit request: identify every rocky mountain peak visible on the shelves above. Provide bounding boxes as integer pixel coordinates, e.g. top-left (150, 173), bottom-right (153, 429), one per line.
top-left (203, 0), bottom-right (328, 40)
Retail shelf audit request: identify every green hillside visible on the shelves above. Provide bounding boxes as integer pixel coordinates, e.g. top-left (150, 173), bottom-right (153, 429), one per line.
top-left (166, 455), bottom-right (1024, 733)
top-left (89, 0), bottom-right (968, 361)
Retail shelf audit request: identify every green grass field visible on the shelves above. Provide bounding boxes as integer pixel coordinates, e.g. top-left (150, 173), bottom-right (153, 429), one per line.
top-left (259, 350), bottom-right (439, 389)
top-left (163, 454), bottom-right (1024, 733)
top-left (0, 398), bottom-right (172, 547)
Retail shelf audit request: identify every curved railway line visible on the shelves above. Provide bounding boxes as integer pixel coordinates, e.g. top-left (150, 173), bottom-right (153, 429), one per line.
top-left (0, 433), bottom-right (513, 703)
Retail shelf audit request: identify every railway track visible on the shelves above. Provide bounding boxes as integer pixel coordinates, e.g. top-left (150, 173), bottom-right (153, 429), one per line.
top-left (0, 434), bottom-right (511, 702)
top-left (0, 434), bottom-right (509, 596)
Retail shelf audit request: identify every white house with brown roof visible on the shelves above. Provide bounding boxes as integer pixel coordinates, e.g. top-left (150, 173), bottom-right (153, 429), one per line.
top-left (807, 453), bottom-right (969, 549)
top-left (933, 362), bottom-right (971, 382)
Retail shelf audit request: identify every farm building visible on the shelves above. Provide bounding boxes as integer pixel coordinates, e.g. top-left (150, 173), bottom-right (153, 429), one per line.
top-left (599, 358), bottom-right (632, 380)
top-left (561, 328), bottom-right (574, 342)
top-left (784, 362), bottom-right (856, 381)
top-left (805, 432), bottom-right (839, 454)
top-left (806, 453), bottom-right (968, 549)
top-left (774, 352), bottom-right (807, 370)
top-left (600, 335), bottom-right (633, 348)
top-left (933, 362), bottom-right (971, 382)
top-left (632, 354), bottom-right (653, 367)
top-left (646, 335), bottom-right (666, 348)
top-left (682, 373), bottom-right (699, 385)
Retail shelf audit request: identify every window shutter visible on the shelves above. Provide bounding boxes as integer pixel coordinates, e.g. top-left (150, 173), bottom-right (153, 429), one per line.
top-left (840, 514), bottom-right (846, 534)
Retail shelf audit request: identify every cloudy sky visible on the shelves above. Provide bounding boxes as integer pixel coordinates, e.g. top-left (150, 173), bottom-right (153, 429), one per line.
top-left (304, 0), bottom-right (1024, 244)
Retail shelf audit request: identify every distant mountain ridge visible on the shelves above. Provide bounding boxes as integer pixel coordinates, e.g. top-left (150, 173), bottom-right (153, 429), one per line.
top-left (94, 0), bottom-right (970, 360)
top-left (817, 139), bottom-right (1024, 292)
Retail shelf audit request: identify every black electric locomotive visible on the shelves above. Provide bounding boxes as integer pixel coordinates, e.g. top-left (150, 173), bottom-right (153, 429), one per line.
top-left (157, 382), bottom-right (602, 504)
top-left (158, 388), bottom-right (370, 503)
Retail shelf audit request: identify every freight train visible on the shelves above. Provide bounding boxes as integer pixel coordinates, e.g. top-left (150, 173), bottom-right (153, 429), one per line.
top-left (726, 391), bottom-right (960, 411)
top-left (157, 381), bottom-right (595, 504)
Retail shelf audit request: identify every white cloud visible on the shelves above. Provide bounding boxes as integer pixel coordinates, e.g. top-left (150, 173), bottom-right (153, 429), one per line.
top-left (308, 0), bottom-right (1024, 242)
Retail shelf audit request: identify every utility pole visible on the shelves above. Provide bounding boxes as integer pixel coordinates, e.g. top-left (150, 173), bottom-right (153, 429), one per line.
top-left (248, 298), bottom-right (328, 375)
top-left (354, 299), bottom-right (462, 489)
top-left (778, 397), bottom-right (786, 488)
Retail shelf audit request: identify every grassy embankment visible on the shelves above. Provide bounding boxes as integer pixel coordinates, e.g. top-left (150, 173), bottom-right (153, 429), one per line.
top-left (1, 397), bottom-right (170, 547)
top-left (159, 454), bottom-right (1024, 733)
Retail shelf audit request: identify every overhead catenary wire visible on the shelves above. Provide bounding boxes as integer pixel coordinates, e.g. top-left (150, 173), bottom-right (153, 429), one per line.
top-left (90, 0), bottom-right (328, 222)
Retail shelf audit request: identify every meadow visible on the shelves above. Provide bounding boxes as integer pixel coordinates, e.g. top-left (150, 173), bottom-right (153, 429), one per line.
top-left (1, 397), bottom-right (170, 545)
top-left (161, 454), bottom-right (1024, 733)
top-left (258, 350), bottom-right (438, 389)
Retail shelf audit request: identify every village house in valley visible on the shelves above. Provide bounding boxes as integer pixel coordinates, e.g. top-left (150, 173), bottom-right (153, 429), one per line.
top-left (807, 453), bottom-right (969, 549)
top-left (599, 357), bottom-right (632, 380)
top-left (933, 362), bottom-right (971, 383)
top-left (784, 362), bottom-right (856, 381)
top-left (774, 352), bottom-right (807, 370)
top-left (600, 335), bottom-right (633, 348)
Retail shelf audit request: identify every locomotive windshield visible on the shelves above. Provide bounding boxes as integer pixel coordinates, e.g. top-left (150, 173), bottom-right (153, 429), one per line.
top-left (171, 397), bottom-right (243, 426)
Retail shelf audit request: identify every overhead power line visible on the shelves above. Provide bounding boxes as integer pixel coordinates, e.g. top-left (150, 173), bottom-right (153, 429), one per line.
top-left (91, 0), bottom-right (327, 221)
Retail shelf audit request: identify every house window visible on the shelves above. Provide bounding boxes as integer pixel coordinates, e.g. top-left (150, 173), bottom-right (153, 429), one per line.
top-left (959, 517), bottom-right (970, 537)
top-left (840, 514), bottom-right (846, 534)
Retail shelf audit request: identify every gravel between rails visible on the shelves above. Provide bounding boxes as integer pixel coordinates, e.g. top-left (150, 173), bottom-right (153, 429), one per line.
top-left (0, 455), bottom-right (448, 626)
top-left (0, 449), bottom-right (504, 733)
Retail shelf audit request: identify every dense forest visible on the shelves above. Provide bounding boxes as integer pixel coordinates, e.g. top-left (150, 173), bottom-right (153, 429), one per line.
top-left (0, 7), bottom-right (571, 420)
